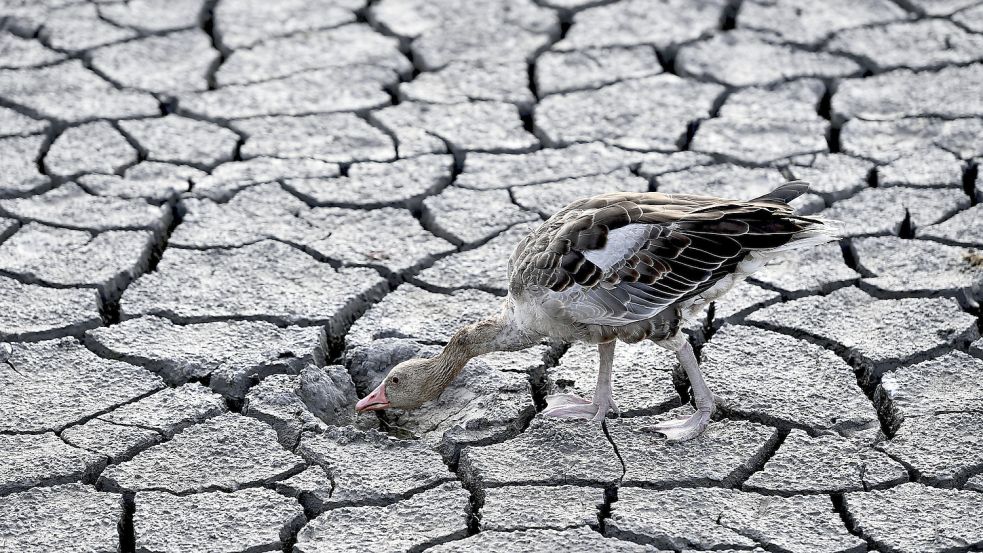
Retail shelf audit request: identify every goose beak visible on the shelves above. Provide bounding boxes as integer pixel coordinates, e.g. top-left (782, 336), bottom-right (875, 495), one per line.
top-left (355, 383), bottom-right (389, 412)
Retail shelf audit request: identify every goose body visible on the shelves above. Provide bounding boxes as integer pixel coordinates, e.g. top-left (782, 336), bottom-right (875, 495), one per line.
top-left (357, 181), bottom-right (836, 441)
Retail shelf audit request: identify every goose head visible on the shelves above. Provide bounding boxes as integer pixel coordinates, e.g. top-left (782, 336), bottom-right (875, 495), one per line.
top-left (355, 357), bottom-right (444, 412)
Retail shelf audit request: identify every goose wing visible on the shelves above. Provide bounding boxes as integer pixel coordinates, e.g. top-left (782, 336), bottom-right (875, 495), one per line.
top-left (509, 181), bottom-right (822, 326)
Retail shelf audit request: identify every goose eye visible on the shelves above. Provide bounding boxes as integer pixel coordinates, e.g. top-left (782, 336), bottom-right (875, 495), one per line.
top-left (391, 376), bottom-right (399, 385)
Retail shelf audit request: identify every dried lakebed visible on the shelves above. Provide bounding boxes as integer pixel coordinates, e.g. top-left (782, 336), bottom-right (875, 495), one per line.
top-left (1, 0), bottom-right (983, 552)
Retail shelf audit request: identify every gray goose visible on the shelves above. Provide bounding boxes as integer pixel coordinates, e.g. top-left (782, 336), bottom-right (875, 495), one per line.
top-left (356, 181), bottom-right (835, 441)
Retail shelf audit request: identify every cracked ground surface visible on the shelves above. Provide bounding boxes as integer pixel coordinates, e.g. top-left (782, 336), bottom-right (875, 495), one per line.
top-left (0, 0), bottom-right (982, 551)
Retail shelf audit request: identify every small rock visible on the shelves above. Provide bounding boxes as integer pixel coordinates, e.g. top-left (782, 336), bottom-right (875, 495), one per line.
top-left (216, 24), bottom-right (410, 86)
top-left (817, 186), bottom-right (969, 237)
top-left (119, 240), bottom-right (388, 332)
top-left (119, 115), bottom-right (239, 169)
top-left (296, 426), bottom-right (452, 508)
top-left (0, 222), bottom-right (156, 297)
top-left (0, 337), bottom-right (164, 432)
top-left (0, 60), bottom-right (158, 123)
top-left (844, 483), bottom-right (983, 553)
top-left (747, 286), bottom-right (980, 378)
top-left (827, 19), bottom-right (983, 72)
top-left (99, 413), bottom-right (305, 494)
top-left (458, 418), bottom-right (622, 489)
top-left (549, 340), bottom-right (680, 417)
top-left (917, 204), bottom-right (983, 247)
top-left (534, 75), bottom-right (724, 150)
top-left (0, 182), bottom-right (172, 234)
top-left (749, 243), bottom-right (859, 298)
top-left (535, 45), bottom-right (663, 96)
top-left (86, 316), bottom-right (324, 399)
top-left (296, 364), bottom-right (362, 427)
top-left (743, 429), bottom-right (907, 494)
top-left (285, 154), bottom-right (451, 209)
top-left (89, 29), bottom-right (218, 94)
top-left (233, 113), bottom-right (396, 163)
top-left (0, 485), bottom-right (123, 552)
top-left (371, 101), bottom-right (538, 157)
top-left (0, 432), bottom-right (107, 495)
top-left (134, 488), bottom-right (305, 553)
top-left (608, 486), bottom-right (865, 552)
top-left (676, 30), bottom-right (861, 87)
top-left (294, 482), bottom-right (470, 553)
top-left (44, 121), bottom-right (137, 177)
top-left (480, 485), bottom-right (603, 531)
top-left (0, 277), bottom-right (103, 341)
top-left (852, 236), bottom-right (983, 301)
top-left (399, 61), bottom-right (534, 112)
top-left (422, 186), bottom-right (540, 245)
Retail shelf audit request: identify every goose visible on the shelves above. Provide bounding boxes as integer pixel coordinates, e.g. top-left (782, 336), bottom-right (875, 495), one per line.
top-left (356, 182), bottom-right (835, 441)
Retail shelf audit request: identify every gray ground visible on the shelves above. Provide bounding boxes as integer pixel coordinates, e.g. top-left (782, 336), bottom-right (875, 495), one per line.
top-left (1, 0), bottom-right (982, 552)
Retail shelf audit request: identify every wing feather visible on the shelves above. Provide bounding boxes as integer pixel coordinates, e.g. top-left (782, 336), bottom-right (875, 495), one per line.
top-left (509, 182), bottom-right (831, 326)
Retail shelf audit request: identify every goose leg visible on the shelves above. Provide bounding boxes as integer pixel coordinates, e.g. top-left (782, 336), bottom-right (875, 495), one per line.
top-left (542, 341), bottom-right (619, 422)
top-left (642, 339), bottom-right (714, 441)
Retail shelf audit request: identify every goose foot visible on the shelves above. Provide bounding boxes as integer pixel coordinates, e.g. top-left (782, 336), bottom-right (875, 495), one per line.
top-left (541, 393), bottom-right (619, 422)
top-left (639, 408), bottom-right (712, 442)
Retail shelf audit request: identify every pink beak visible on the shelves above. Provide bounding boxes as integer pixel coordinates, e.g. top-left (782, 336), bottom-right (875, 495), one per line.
top-left (355, 383), bottom-right (389, 412)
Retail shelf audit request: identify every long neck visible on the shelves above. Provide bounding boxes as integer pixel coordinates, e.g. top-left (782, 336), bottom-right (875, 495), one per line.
top-left (426, 313), bottom-right (532, 396)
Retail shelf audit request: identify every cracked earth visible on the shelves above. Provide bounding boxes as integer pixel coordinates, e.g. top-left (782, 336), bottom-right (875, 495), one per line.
top-left (1, 0), bottom-right (982, 551)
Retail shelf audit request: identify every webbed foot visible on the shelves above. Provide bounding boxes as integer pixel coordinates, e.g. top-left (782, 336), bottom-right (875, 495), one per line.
top-left (541, 393), bottom-right (619, 422)
top-left (639, 408), bottom-right (712, 442)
